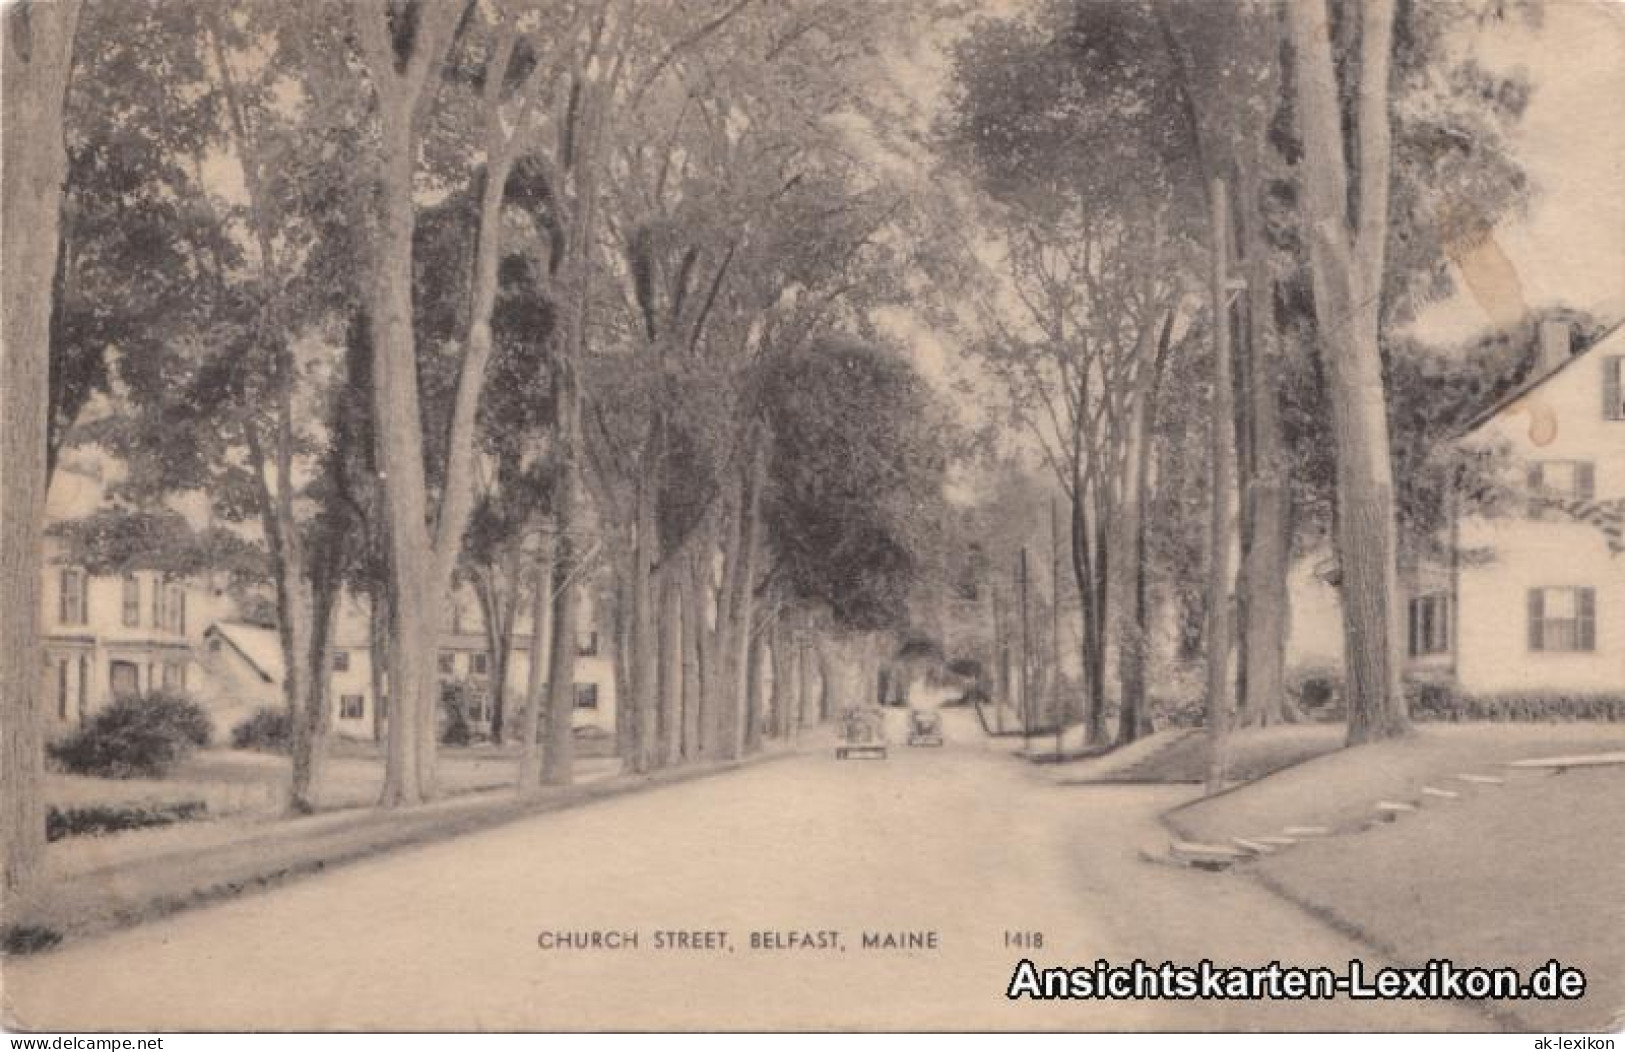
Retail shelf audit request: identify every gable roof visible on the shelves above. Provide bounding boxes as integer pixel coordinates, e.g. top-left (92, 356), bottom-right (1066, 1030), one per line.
top-left (1457, 321), bottom-right (1624, 440)
top-left (205, 622), bottom-right (283, 684)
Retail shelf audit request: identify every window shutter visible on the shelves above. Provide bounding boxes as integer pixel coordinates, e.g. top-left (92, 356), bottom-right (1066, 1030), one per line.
top-left (1526, 463), bottom-right (1544, 491)
top-left (1577, 462), bottom-right (1596, 500)
top-left (1578, 588), bottom-right (1596, 651)
top-left (1606, 358), bottom-right (1623, 420)
top-left (1527, 589), bottom-right (1545, 651)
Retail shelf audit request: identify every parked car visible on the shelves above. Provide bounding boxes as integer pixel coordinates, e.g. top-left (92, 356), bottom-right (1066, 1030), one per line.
top-left (907, 708), bottom-right (943, 747)
top-left (836, 707), bottom-right (887, 760)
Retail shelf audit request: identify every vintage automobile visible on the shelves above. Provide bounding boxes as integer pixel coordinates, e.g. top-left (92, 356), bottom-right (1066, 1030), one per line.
top-left (836, 706), bottom-right (888, 760)
top-left (906, 708), bottom-right (944, 747)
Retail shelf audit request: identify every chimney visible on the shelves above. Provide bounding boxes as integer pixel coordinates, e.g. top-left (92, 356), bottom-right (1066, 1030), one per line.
top-left (1537, 318), bottom-right (1573, 375)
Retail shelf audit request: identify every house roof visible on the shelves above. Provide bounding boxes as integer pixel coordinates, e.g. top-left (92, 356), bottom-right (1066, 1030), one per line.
top-left (1457, 321), bottom-right (1624, 440)
top-left (206, 621), bottom-right (284, 684)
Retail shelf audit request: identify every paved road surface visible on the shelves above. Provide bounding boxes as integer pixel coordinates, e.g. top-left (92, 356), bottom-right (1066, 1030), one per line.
top-left (5, 710), bottom-right (1490, 1031)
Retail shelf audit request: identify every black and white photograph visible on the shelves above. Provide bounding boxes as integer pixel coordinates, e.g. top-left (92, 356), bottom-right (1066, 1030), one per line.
top-left (0, 0), bottom-right (1622, 1037)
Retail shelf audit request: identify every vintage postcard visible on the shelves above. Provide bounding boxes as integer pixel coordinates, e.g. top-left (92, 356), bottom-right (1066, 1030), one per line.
top-left (1, 0), bottom-right (1621, 1038)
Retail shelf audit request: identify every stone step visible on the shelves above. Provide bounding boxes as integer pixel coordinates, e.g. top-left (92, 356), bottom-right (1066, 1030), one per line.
top-left (1282, 825), bottom-right (1330, 838)
top-left (1255, 835), bottom-right (1297, 847)
top-left (1169, 839), bottom-right (1248, 871)
top-left (1455, 773), bottom-right (1504, 785)
top-left (1231, 836), bottom-right (1275, 856)
top-left (1507, 752), bottom-right (1625, 771)
top-left (1375, 801), bottom-right (1417, 820)
top-left (1421, 786), bottom-right (1460, 801)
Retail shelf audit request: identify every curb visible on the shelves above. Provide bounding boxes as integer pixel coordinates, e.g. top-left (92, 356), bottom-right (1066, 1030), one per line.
top-left (5, 744), bottom-right (804, 957)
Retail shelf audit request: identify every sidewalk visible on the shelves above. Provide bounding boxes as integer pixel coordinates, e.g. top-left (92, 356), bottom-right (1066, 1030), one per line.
top-left (5, 734), bottom-right (822, 953)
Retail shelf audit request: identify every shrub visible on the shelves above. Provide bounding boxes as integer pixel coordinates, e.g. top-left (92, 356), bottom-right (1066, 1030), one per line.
top-left (440, 680), bottom-right (474, 747)
top-left (1, 924), bottom-right (62, 956)
top-left (47, 691), bottom-right (214, 779)
top-left (46, 800), bottom-right (208, 842)
top-left (1405, 682), bottom-right (1625, 722)
top-left (1288, 666), bottom-right (1343, 720)
top-left (230, 707), bottom-right (292, 753)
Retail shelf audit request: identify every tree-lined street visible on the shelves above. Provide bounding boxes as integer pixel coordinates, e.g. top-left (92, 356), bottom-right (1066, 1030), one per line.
top-left (5, 711), bottom-right (1482, 1031)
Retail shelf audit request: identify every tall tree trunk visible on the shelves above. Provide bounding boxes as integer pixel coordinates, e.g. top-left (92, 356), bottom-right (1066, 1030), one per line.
top-left (369, 589), bottom-right (390, 746)
top-left (744, 617), bottom-right (767, 753)
top-left (657, 565), bottom-right (682, 766)
top-left (680, 560), bottom-right (704, 761)
top-left (1204, 176), bottom-right (1236, 794)
top-left (517, 530), bottom-right (554, 795)
top-left (542, 368), bottom-right (582, 786)
top-left (769, 618), bottom-right (792, 741)
top-left (628, 472), bottom-right (659, 771)
top-left (1288, 0), bottom-right (1407, 744)
top-left (280, 564), bottom-right (320, 813)
top-left (1236, 163), bottom-right (1291, 728)
top-left (720, 446), bottom-right (766, 760)
top-left (1116, 388), bottom-right (1151, 746)
top-left (1, 0), bottom-right (81, 897)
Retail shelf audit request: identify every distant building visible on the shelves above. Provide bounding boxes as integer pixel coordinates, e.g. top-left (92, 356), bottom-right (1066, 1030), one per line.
top-left (42, 456), bottom-right (617, 744)
top-left (40, 462), bottom-right (232, 735)
top-left (198, 589), bottom-right (618, 742)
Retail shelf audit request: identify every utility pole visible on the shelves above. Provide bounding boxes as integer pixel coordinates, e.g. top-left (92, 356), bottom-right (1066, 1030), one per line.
top-left (991, 581), bottom-right (1005, 733)
top-left (1052, 496), bottom-right (1064, 758)
top-left (1019, 547), bottom-right (1032, 751)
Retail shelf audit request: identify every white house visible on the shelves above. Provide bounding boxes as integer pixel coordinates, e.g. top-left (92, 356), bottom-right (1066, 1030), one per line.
top-left (200, 588), bottom-right (619, 743)
top-left (40, 462), bottom-right (234, 735)
top-left (1412, 319), bottom-right (1625, 694)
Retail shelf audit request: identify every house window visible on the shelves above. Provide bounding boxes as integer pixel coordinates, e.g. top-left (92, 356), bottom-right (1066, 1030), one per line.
top-left (167, 586), bottom-right (186, 634)
top-left (377, 696), bottom-right (390, 720)
top-left (110, 661), bottom-right (139, 699)
top-left (57, 660), bottom-right (69, 720)
top-left (438, 651), bottom-right (455, 675)
top-left (1605, 356), bottom-right (1624, 420)
top-left (122, 575), bottom-right (141, 627)
top-left (577, 631), bottom-right (599, 657)
top-left (59, 569), bottom-right (86, 625)
top-left (339, 694), bottom-right (365, 720)
top-left (162, 661), bottom-right (185, 692)
top-left (1527, 460), bottom-right (1595, 516)
top-left (152, 576), bottom-right (164, 628)
top-left (1528, 587), bottom-right (1596, 653)
top-left (573, 683), bottom-right (599, 709)
top-left (1408, 594), bottom-right (1451, 657)
top-left (470, 652), bottom-right (489, 677)
top-left (78, 654), bottom-right (89, 721)
top-left (466, 694), bottom-right (487, 723)
top-left (332, 650), bottom-right (350, 672)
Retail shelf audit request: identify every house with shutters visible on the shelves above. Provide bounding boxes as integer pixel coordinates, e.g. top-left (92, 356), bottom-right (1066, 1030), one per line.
top-left (1405, 319), bottom-right (1625, 694)
top-left (40, 461), bottom-right (233, 734)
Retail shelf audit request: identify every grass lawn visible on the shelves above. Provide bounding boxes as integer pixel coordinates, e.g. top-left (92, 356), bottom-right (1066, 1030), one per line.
top-left (47, 735), bottom-right (623, 816)
top-left (1166, 723), bottom-right (1625, 1031)
top-left (1168, 722), bottom-right (1625, 839)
